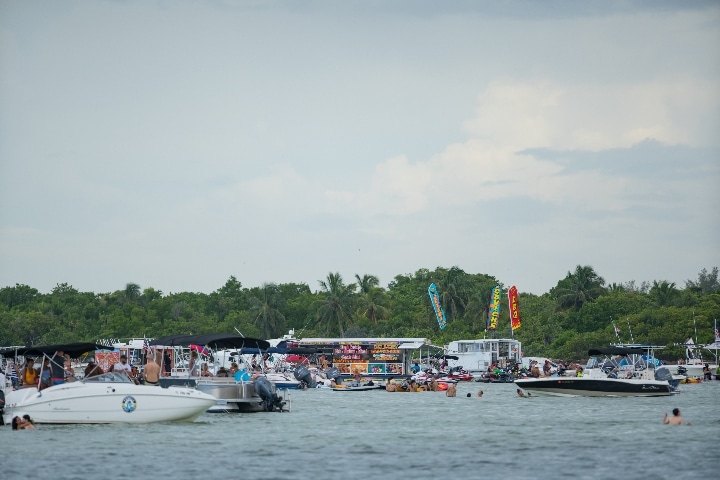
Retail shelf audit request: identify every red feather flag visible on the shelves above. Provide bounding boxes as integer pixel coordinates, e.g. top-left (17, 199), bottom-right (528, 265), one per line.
top-left (508, 285), bottom-right (521, 331)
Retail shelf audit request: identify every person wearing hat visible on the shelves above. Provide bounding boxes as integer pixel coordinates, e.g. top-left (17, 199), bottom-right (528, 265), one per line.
top-left (84, 358), bottom-right (103, 378)
top-left (112, 354), bottom-right (132, 377)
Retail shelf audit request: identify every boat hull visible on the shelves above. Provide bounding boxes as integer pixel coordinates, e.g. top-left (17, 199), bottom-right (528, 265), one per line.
top-left (2, 382), bottom-right (217, 424)
top-left (195, 380), bottom-right (264, 413)
top-left (514, 377), bottom-right (673, 397)
top-left (332, 385), bottom-right (384, 392)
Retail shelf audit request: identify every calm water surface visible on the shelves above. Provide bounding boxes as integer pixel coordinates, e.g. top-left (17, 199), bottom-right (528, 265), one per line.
top-left (2, 381), bottom-right (717, 479)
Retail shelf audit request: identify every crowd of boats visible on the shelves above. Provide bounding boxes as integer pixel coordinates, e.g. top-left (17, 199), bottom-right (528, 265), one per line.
top-left (2, 330), bottom-right (719, 426)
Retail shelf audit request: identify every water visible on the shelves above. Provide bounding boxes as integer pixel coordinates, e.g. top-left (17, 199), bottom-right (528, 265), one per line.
top-left (2, 381), bottom-right (717, 479)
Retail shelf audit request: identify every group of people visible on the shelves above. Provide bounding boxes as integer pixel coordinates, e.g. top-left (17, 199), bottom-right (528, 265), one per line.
top-left (82, 353), bottom-right (161, 386)
top-left (11, 414), bottom-right (35, 430)
top-left (6, 349), bottom-right (76, 391)
top-left (384, 376), bottom-right (455, 393)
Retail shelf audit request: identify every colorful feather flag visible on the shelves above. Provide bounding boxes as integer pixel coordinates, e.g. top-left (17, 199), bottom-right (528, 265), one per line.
top-left (488, 285), bottom-right (501, 330)
top-left (508, 285), bottom-right (521, 331)
top-left (428, 283), bottom-right (447, 330)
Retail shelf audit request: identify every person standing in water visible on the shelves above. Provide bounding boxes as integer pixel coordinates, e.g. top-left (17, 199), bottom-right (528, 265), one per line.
top-left (663, 408), bottom-right (690, 425)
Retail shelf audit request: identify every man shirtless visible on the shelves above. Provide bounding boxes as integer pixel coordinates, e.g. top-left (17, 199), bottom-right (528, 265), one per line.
top-left (144, 356), bottom-right (160, 385)
top-left (385, 378), bottom-right (397, 392)
top-left (663, 408), bottom-right (689, 425)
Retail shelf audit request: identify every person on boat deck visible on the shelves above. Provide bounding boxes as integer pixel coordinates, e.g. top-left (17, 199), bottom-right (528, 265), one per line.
top-left (702, 364), bottom-right (712, 381)
top-left (410, 362), bottom-right (420, 374)
top-left (188, 350), bottom-right (200, 377)
top-left (39, 358), bottom-right (52, 390)
top-left (216, 366), bottom-right (229, 377)
top-left (543, 360), bottom-right (552, 376)
top-left (128, 365), bottom-right (141, 384)
top-left (530, 364), bottom-right (541, 378)
top-left (229, 362), bottom-right (240, 375)
top-left (576, 366), bottom-right (583, 377)
top-left (64, 355), bottom-right (76, 382)
top-left (84, 358), bottom-right (103, 378)
top-left (200, 363), bottom-right (214, 377)
top-left (143, 355), bottom-right (160, 385)
top-left (663, 408), bottom-right (689, 425)
top-left (113, 354), bottom-right (132, 377)
top-left (21, 358), bottom-right (38, 387)
top-left (50, 349), bottom-right (66, 385)
top-left (162, 350), bottom-right (172, 377)
top-left (351, 370), bottom-right (363, 385)
top-left (6, 359), bottom-right (20, 389)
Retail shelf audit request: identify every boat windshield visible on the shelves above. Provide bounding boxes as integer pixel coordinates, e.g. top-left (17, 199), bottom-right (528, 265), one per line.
top-left (83, 372), bottom-right (134, 384)
top-left (585, 356), bottom-right (602, 369)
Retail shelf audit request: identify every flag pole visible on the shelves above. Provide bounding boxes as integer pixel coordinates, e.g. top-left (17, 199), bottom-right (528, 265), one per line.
top-left (611, 317), bottom-right (621, 343)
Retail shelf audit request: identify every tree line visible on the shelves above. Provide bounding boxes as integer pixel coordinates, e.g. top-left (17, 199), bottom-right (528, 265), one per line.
top-left (1, 265), bottom-right (719, 362)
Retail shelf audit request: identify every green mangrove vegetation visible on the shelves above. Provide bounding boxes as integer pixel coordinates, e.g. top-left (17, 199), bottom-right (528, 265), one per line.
top-left (1, 265), bottom-right (719, 362)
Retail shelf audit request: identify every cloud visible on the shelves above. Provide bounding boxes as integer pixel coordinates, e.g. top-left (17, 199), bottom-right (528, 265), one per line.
top-left (353, 76), bottom-right (719, 222)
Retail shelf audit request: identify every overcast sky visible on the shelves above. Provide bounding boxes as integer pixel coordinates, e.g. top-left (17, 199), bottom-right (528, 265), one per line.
top-left (1, 0), bottom-right (718, 296)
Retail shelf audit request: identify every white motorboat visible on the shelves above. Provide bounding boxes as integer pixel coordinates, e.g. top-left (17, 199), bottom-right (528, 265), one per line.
top-left (514, 347), bottom-right (676, 397)
top-left (1, 342), bottom-right (217, 425)
top-left (2, 372), bottom-right (217, 424)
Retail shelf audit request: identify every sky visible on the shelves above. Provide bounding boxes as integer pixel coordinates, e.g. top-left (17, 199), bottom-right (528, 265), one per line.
top-left (1, 0), bottom-right (719, 296)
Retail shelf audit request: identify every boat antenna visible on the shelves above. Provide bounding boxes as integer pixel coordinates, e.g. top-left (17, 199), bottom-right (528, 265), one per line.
top-left (692, 311), bottom-right (703, 362)
top-left (233, 327), bottom-right (245, 338)
top-left (626, 318), bottom-right (634, 344)
top-left (611, 317), bottom-right (621, 343)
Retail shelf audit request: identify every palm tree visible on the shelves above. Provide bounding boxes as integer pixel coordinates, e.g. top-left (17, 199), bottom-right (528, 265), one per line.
top-left (355, 274), bottom-right (380, 294)
top-left (356, 287), bottom-right (390, 324)
top-left (464, 292), bottom-right (488, 331)
top-left (435, 266), bottom-right (469, 321)
top-left (353, 273), bottom-right (388, 324)
top-left (125, 283), bottom-right (141, 302)
top-left (316, 272), bottom-right (356, 336)
top-left (248, 283), bottom-right (286, 339)
top-left (649, 280), bottom-right (678, 307)
top-left (553, 265), bottom-right (606, 311)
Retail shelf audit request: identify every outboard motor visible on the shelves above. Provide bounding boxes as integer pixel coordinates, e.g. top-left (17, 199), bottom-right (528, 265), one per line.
top-left (325, 367), bottom-right (342, 385)
top-left (253, 376), bottom-right (286, 412)
top-left (293, 365), bottom-right (317, 388)
top-left (655, 366), bottom-right (680, 391)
